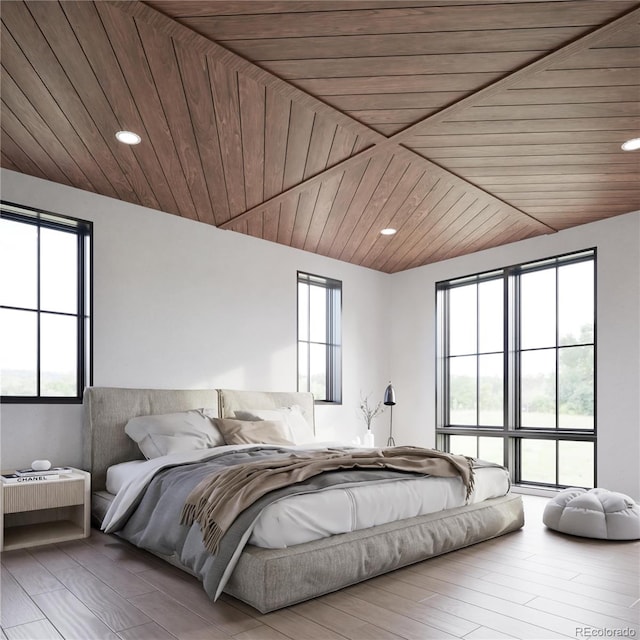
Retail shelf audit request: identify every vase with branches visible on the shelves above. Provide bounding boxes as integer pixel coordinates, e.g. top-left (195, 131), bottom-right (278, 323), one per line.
top-left (359, 393), bottom-right (384, 432)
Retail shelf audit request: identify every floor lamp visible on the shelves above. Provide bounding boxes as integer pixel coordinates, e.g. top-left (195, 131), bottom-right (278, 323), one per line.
top-left (384, 383), bottom-right (396, 446)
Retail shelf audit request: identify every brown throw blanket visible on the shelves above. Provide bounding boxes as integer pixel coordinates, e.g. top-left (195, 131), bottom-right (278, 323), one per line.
top-left (181, 446), bottom-right (474, 555)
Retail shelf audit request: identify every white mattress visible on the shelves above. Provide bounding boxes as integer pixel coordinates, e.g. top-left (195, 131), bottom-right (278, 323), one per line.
top-left (251, 466), bottom-right (508, 548)
top-left (106, 460), bottom-right (146, 495)
top-left (106, 453), bottom-right (509, 549)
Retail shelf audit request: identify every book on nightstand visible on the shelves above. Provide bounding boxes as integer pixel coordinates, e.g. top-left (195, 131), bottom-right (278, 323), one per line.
top-left (15, 466), bottom-right (72, 476)
top-left (2, 473), bottom-right (61, 484)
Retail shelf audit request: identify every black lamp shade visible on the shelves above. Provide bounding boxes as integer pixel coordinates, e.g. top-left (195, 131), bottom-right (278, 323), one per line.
top-left (383, 383), bottom-right (396, 406)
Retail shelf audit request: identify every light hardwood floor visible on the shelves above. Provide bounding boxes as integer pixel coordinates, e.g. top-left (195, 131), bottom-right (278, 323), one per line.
top-left (1, 496), bottom-right (638, 640)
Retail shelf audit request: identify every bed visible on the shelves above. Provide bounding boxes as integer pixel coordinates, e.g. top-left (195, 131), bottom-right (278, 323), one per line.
top-left (83, 386), bottom-right (524, 613)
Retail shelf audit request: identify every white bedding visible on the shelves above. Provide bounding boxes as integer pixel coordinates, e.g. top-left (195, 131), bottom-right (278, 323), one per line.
top-left (103, 444), bottom-right (510, 548)
top-left (250, 465), bottom-right (508, 547)
top-left (106, 459), bottom-right (146, 494)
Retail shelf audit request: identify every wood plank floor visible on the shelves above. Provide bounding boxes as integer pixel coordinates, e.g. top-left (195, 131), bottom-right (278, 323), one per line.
top-left (1, 496), bottom-right (638, 640)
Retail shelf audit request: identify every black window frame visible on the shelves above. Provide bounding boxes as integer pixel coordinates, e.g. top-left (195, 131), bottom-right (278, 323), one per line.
top-left (297, 271), bottom-right (342, 404)
top-left (1, 201), bottom-right (92, 404)
top-left (436, 249), bottom-right (597, 490)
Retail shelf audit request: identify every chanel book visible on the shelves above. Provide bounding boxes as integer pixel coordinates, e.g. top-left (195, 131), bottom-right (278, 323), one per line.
top-left (2, 473), bottom-right (60, 484)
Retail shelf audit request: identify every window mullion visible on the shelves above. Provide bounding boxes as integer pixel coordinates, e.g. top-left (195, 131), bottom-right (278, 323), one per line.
top-left (76, 230), bottom-right (85, 398)
top-left (475, 284), bottom-right (480, 427)
top-left (307, 285), bottom-right (311, 395)
top-left (555, 265), bottom-right (559, 431)
top-left (333, 285), bottom-right (342, 403)
top-left (436, 287), bottom-right (448, 429)
top-left (503, 270), bottom-right (512, 478)
top-left (511, 436), bottom-right (519, 485)
top-left (508, 269), bottom-right (518, 432)
top-left (36, 224), bottom-right (42, 398)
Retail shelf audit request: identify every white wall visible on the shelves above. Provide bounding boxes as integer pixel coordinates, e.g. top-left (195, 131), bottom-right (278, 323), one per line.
top-left (0, 169), bottom-right (392, 469)
top-left (2, 169), bottom-right (638, 500)
top-left (390, 212), bottom-right (640, 500)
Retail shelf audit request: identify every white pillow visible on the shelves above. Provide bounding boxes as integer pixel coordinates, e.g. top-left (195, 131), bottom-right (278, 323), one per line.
top-left (234, 405), bottom-right (315, 444)
top-left (125, 409), bottom-right (224, 459)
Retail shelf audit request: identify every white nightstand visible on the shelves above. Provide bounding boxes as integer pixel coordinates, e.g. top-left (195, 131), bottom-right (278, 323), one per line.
top-left (0, 468), bottom-right (90, 551)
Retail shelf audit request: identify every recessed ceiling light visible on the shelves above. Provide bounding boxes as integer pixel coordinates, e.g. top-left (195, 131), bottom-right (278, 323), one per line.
top-left (621, 137), bottom-right (640, 151)
top-left (380, 228), bottom-right (397, 236)
top-left (115, 130), bottom-right (142, 145)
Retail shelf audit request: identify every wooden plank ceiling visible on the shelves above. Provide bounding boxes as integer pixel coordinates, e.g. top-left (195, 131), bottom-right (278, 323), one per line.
top-left (1, 1), bottom-right (639, 273)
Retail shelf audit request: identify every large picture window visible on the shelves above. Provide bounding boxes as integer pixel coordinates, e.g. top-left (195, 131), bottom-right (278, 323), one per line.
top-left (436, 250), bottom-right (596, 489)
top-left (297, 272), bottom-right (342, 404)
top-left (0, 202), bottom-right (92, 403)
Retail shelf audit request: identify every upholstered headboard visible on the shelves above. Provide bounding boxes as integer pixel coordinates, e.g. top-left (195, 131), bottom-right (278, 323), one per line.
top-left (82, 387), bottom-right (219, 491)
top-left (217, 389), bottom-right (315, 434)
top-left (82, 387), bottom-right (315, 492)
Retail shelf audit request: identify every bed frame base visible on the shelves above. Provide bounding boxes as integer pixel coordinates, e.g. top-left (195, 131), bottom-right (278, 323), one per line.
top-left (224, 493), bottom-right (524, 613)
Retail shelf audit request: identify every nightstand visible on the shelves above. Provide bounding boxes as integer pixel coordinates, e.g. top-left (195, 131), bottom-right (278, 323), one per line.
top-left (0, 468), bottom-right (90, 551)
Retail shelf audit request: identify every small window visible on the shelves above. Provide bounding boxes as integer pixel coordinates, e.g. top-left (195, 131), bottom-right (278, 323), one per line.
top-left (297, 272), bottom-right (342, 403)
top-left (1, 202), bottom-right (92, 403)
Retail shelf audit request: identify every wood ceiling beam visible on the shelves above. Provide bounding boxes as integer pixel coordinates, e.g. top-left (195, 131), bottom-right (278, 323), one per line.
top-left (121, 1), bottom-right (638, 235)
top-left (114, 1), bottom-right (382, 142)
top-left (215, 1), bottom-right (639, 234)
top-left (266, 2), bottom-right (638, 209)
top-left (388, 3), bottom-right (640, 140)
top-left (124, 0), bottom-right (554, 233)
top-left (117, 2), bottom-right (550, 231)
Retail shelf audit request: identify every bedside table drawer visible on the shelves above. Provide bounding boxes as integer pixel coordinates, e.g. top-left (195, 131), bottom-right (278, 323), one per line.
top-left (3, 479), bottom-right (85, 514)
